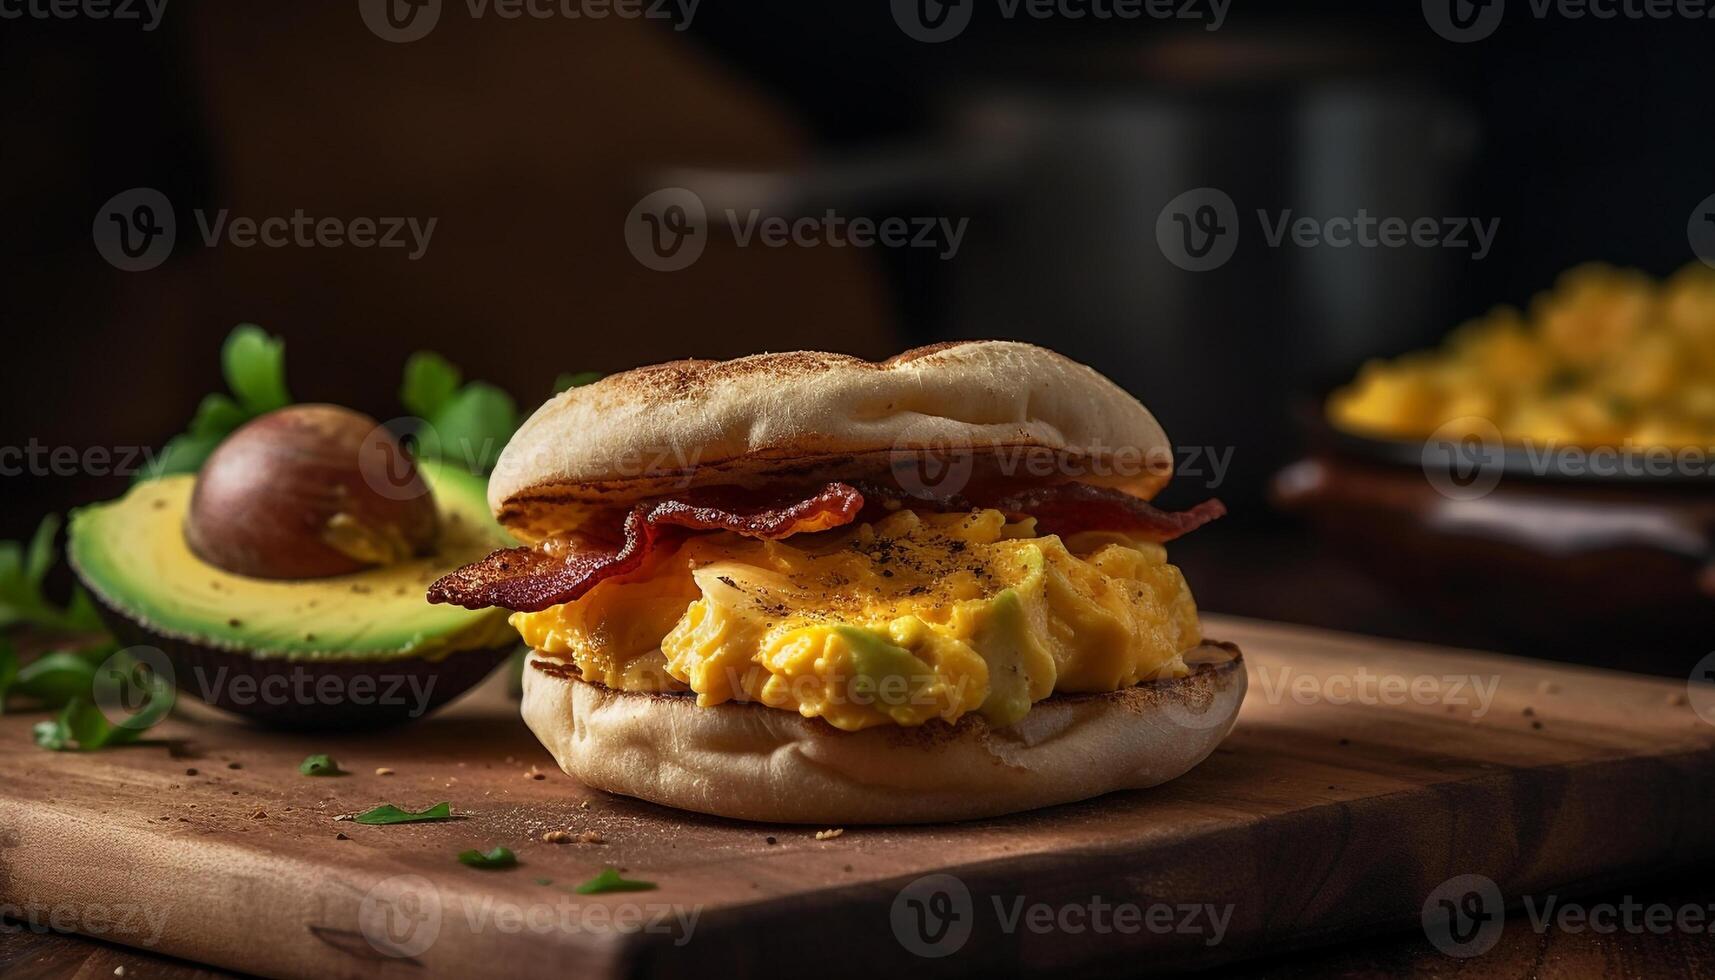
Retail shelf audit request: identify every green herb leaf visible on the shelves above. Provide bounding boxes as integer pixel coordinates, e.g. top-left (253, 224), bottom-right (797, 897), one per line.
top-left (32, 692), bottom-right (165, 752)
top-left (354, 802), bottom-right (454, 825)
top-left (62, 588), bottom-right (106, 633)
top-left (16, 651), bottom-right (97, 707)
top-left (298, 753), bottom-right (345, 777)
top-left (401, 351), bottom-right (463, 419)
top-left (0, 517), bottom-right (115, 634)
top-left (188, 393), bottom-right (249, 439)
top-left (573, 867), bottom-right (657, 895)
top-left (137, 325), bottom-right (291, 483)
top-left (24, 514), bottom-right (58, 588)
top-left (553, 371), bottom-right (603, 393)
top-left (222, 324), bottom-right (292, 415)
top-left (458, 846), bottom-right (517, 870)
top-left (140, 432), bottom-right (225, 481)
top-left (0, 640), bottom-right (19, 714)
top-left (423, 383), bottom-right (517, 474)
top-left (32, 715), bottom-right (68, 750)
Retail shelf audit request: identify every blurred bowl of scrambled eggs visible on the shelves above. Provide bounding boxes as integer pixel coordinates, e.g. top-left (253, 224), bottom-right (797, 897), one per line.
top-left (1275, 264), bottom-right (1715, 669)
top-left (1328, 263), bottom-right (1715, 468)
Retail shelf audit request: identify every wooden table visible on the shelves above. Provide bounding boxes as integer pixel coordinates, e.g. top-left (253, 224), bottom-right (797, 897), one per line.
top-left (6, 615), bottom-right (1715, 978)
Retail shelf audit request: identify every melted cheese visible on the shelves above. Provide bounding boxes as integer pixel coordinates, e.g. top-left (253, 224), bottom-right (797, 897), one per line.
top-left (511, 509), bottom-right (1202, 731)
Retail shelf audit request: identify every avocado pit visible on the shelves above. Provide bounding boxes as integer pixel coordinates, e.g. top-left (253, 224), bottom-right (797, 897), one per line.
top-left (185, 404), bottom-right (439, 580)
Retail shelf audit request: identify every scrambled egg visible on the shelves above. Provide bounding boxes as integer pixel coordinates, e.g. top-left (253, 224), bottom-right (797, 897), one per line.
top-left (511, 508), bottom-right (1203, 731)
top-left (1329, 263), bottom-right (1715, 448)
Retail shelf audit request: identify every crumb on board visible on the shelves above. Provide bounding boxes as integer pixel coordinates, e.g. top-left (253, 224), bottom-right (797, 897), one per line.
top-left (524, 766), bottom-right (546, 781)
top-left (375, 767), bottom-right (395, 776)
top-left (815, 829), bottom-right (844, 841)
top-left (251, 808), bottom-right (267, 819)
top-left (543, 829), bottom-right (606, 844)
top-left (335, 832), bottom-right (349, 840)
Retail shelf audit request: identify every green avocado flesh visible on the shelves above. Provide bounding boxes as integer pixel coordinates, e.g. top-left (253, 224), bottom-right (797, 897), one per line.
top-left (67, 461), bottom-right (516, 662)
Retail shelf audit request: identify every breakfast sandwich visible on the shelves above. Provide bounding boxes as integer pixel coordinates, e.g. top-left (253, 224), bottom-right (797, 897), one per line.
top-left (428, 341), bottom-right (1244, 823)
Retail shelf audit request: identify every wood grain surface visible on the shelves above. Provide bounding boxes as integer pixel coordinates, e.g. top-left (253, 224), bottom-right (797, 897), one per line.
top-left (4, 615), bottom-right (1714, 979)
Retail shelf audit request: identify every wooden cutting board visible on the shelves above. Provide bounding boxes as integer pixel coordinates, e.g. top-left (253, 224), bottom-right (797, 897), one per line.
top-left (4, 614), bottom-right (1713, 979)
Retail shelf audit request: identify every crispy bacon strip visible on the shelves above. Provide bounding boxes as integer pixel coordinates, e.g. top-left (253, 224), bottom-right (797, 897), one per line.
top-left (988, 483), bottom-right (1227, 541)
top-left (427, 482), bottom-right (865, 611)
top-left (428, 481), bottom-right (1224, 612)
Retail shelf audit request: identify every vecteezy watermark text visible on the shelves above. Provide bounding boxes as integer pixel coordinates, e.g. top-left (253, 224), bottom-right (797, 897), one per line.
top-left (1255, 664), bottom-right (1501, 718)
top-left (0, 899), bottom-right (169, 947)
top-left (359, 0), bottom-right (699, 43)
top-left (1423, 873), bottom-right (1715, 959)
top-left (94, 187), bottom-right (437, 272)
top-left (359, 875), bottom-right (700, 958)
top-left (624, 188), bottom-right (967, 272)
top-left (1155, 188), bottom-right (1500, 272)
top-left (891, 0), bottom-right (1229, 43)
top-left (0, 0), bottom-right (167, 28)
top-left (1424, 0), bottom-right (1715, 43)
top-left (890, 874), bottom-right (1232, 958)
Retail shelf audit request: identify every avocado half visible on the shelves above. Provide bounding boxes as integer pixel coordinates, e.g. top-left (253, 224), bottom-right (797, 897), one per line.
top-left (67, 460), bottom-right (517, 729)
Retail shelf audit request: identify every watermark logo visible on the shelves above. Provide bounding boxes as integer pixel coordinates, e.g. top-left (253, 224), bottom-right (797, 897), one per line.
top-left (890, 423), bottom-right (977, 501)
top-left (624, 188), bottom-right (969, 271)
top-left (890, 874), bottom-right (1234, 957)
top-left (893, 0), bottom-right (1228, 41)
top-left (1158, 190), bottom-right (1500, 272)
top-left (93, 188), bottom-right (437, 270)
top-left (92, 646), bottom-right (176, 730)
top-left (361, 0), bottom-right (697, 42)
top-left (360, 875), bottom-right (443, 958)
top-left (1423, 873), bottom-right (1504, 957)
top-left (359, 0), bottom-right (442, 42)
top-left (93, 188), bottom-right (176, 272)
top-left (1421, 416), bottom-right (1506, 501)
top-left (1427, 0), bottom-right (1715, 42)
top-left (1689, 193), bottom-right (1715, 270)
top-left (1423, 0), bottom-right (1505, 42)
top-left (0, 0), bottom-right (168, 29)
top-left (891, 0), bottom-right (974, 42)
top-left (891, 874), bottom-right (974, 958)
top-left (1688, 652), bottom-right (1715, 726)
top-left (359, 417), bottom-right (440, 502)
top-left (1157, 188), bottom-right (1239, 273)
top-left (625, 187), bottom-right (707, 272)
top-left (1254, 664), bottom-right (1500, 717)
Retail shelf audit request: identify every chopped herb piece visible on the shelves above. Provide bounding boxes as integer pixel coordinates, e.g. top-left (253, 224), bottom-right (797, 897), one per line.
top-left (574, 867), bottom-right (656, 895)
top-left (458, 846), bottom-right (517, 870)
top-left (354, 802), bottom-right (453, 825)
top-left (298, 753), bottom-right (344, 777)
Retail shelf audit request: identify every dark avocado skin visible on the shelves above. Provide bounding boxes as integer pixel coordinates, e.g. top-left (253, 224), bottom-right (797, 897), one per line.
top-left (88, 589), bottom-right (514, 730)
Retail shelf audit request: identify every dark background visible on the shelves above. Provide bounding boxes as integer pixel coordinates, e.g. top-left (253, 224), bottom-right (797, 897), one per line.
top-left (4, 0), bottom-right (1712, 657)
